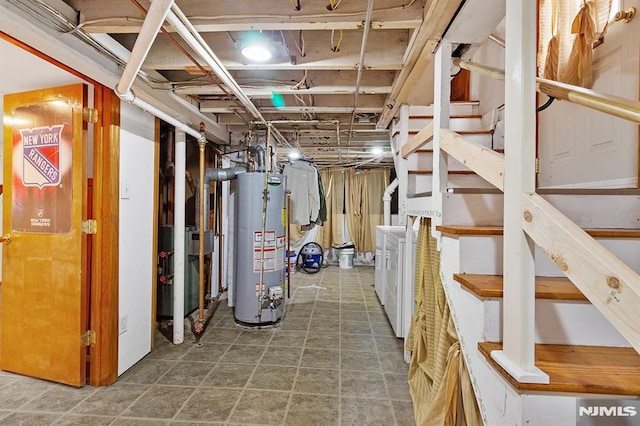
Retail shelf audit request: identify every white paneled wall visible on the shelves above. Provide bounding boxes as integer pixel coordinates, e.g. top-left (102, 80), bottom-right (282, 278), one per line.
top-left (118, 102), bottom-right (156, 375)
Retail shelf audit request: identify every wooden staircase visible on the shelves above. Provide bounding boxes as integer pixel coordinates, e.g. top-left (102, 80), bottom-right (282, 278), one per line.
top-left (438, 225), bottom-right (640, 399)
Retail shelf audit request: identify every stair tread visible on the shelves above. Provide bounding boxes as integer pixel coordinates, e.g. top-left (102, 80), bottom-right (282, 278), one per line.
top-left (453, 274), bottom-right (587, 300)
top-left (437, 225), bottom-right (640, 238)
top-left (408, 170), bottom-right (476, 175)
top-left (406, 129), bottom-right (492, 136)
top-left (415, 148), bottom-right (504, 153)
top-left (409, 114), bottom-right (483, 119)
top-left (478, 342), bottom-right (640, 395)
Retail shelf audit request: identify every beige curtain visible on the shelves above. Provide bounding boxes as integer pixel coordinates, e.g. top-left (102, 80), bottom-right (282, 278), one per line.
top-left (363, 169), bottom-right (389, 253)
top-left (344, 169), bottom-right (389, 253)
top-left (406, 218), bottom-right (482, 426)
top-left (344, 170), bottom-right (364, 250)
top-left (539, 0), bottom-right (612, 88)
top-left (316, 169), bottom-right (344, 248)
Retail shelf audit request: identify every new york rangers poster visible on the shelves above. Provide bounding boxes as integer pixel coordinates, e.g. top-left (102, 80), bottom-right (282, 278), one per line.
top-left (11, 101), bottom-right (73, 233)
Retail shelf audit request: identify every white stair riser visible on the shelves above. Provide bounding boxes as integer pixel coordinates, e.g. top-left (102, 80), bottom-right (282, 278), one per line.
top-left (408, 133), bottom-right (494, 152)
top-left (543, 194), bottom-right (640, 229)
top-left (409, 116), bottom-right (484, 132)
top-left (412, 149), bottom-right (496, 171)
top-left (407, 173), bottom-right (498, 194)
top-left (443, 193), bottom-right (504, 226)
top-left (483, 298), bottom-right (630, 347)
top-left (458, 235), bottom-right (640, 276)
top-left (409, 103), bottom-right (479, 116)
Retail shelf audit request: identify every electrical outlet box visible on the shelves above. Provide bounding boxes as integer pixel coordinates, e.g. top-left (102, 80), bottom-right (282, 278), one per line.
top-left (119, 315), bottom-right (128, 335)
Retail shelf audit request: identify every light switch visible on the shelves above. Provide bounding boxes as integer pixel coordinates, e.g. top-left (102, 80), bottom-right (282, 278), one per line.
top-left (121, 178), bottom-right (131, 199)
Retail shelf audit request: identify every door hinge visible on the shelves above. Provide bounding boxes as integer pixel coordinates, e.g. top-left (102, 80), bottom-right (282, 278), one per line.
top-left (535, 157), bottom-right (540, 174)
top-left (82, 219), bottom-right (97, 234)
top-left (83, 107), bottom-right (98, 124)
top-left (81, 330), bottom-right (96, 347)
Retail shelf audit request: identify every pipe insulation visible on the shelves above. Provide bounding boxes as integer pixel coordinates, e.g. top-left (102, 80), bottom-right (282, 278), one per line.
top-left (116, 0), bottom-right (174, 99)
top-left (166, 5), bottom-right (291, 147)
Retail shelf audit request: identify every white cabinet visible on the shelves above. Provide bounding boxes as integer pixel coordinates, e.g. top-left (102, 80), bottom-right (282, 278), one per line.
top-left (385, 231), bottom-right (406, 337)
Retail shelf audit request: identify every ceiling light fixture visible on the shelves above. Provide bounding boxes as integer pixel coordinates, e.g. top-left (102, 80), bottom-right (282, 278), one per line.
top-left (241, 43), bottom-right (272, 61)
top-left (288, 151), bottom-right (301, 160)
top-left (370, 147), bottom-right (384, 155)
top-left (240, 31), bottom-right (273, 62)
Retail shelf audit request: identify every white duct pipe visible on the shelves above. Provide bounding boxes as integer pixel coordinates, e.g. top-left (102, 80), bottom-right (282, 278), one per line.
top-left (383, 178), bottom-right (399, 226)
top-left (111, 0), bottom-right (205, 141)
top-left (115, 0), bottom-right (174, 100)
top-left (173, 130), bottom-right (187, 345)
top-left (166, 7), bottom-right (261, 119)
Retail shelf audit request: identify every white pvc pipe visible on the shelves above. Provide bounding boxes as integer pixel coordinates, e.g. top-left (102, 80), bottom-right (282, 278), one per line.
top-left (130, 96), bottom-right (202, 139)
top-left (383, 178), bottom-right (399, 226)
top-left (116, 0), bottom-right (174, 98)
top-left (166, 6), bottom-right (291, 147)
top-left (165, 8), bottom-right (261, 120)
top-left (173, 130), bottom-right (186, 345)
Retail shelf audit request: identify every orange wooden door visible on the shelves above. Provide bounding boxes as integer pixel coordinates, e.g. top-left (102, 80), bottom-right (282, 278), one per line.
top-left (1, 84), bottom-right (89, 386)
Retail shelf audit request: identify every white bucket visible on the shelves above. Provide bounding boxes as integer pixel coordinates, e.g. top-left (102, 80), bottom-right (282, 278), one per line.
top-left (339, 248), bottom-right (354, 269)
top-left (287, 252), bottom-right (297, 275)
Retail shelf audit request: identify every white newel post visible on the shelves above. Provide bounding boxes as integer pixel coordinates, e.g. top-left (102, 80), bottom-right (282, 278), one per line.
top-left (491, 0), bottom-right (549, 383)
top-left (173, 130), bottom-right (186, 345)
top-left (432, 40), bottom-right (451, 239)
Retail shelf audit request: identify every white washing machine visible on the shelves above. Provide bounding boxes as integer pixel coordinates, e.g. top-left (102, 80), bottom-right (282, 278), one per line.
top-left (375, 226), bottom-right (404, 305)
top-left (384, 230), bottom-right (406, 337)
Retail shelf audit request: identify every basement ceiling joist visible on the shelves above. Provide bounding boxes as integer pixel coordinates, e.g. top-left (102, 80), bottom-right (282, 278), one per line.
top-left (47, 0), bottom-right (506, 166)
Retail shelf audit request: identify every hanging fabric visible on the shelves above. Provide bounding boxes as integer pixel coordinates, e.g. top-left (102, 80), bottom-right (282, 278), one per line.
top-left (562, 0), bottom-right (598, 88)
top-left (543, 0), bottom-right (560, 80)
top-left (283, 160), bottom-right (327, 228)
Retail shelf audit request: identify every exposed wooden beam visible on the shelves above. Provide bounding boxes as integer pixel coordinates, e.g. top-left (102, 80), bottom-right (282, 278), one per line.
top-left (135, 30), bottom-right (407, 71)
top-left (70, 0), bottom-right (426, 33)
top-left (400, 122), bottom-right (433, 158)
top-left (439, 128), bottom-right (505, 190)
top-left (200, 102), bottom-right (381, 114)
top-left (174, 84), bottom-right (393, 97)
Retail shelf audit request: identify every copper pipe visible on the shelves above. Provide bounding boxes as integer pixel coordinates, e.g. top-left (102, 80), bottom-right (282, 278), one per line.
top-left (197, 138), bottom-right (206, 328)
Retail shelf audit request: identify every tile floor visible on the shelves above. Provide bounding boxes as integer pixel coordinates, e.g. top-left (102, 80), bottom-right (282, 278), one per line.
top-left (0, 265), bottom-right (415, 425)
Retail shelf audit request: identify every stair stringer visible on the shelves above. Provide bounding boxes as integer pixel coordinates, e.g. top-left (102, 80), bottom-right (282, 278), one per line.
top-left (439, 235), bottom-right (581, 426)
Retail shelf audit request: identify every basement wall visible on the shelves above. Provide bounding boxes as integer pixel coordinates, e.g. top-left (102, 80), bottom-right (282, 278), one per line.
top-left (118, 102), bottom-right (156, 375)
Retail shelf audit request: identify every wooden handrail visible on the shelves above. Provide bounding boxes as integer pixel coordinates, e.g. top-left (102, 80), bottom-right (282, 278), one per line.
top-left (453, 58), bottom-right (640, 124)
